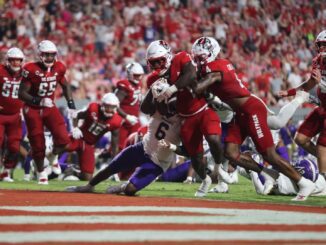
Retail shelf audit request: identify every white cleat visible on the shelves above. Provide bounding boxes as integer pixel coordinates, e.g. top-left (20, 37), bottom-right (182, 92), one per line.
top-left (195, 175), bottom-right (212, 197)
top-left (292, 178), bottom-right (315, 201)
top-left (23, 174), bottom-right (31, 181)
top-left (209, 181), bottom-right (228, 193)
top-left (217, 164), bottom-right (233, 184)
top-left (3, 176), bottom-right (14, 182)
top-left (52, 163), bottom-right (62, 175)
top-left (229, 169), bottom-right (238, 184)
top-left (37, 171), bottom-right (49, 185)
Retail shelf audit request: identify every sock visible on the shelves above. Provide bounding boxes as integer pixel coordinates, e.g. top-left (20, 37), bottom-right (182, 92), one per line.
top-left (24, 155), bottom-right (33, 175)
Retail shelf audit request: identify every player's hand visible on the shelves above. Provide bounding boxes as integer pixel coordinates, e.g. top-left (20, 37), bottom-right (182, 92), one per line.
top-left (183, 176), bottom-right (193, 184)
top-left (311, 68), bottom-right (321, 82)
top-left (126, 115), bottom-right (138, 125)
top-left (157, 85), bottom-right (177, 102)
top-left (158, 139), bottom-right (170, 149)
top-left (72, 127), bottom-right (83, 139)
top-left (277, 90), bottom-right (288, 98)
top-left (40, 98), bottom-right (54, 108)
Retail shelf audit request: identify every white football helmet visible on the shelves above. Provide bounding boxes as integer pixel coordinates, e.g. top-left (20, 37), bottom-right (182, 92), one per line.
top-left (151, 77), bottom-right (169, 99)
top-left (6, 47), bottom-right (24, 72)
top-left (38, 40), bottom-right (58, 68)
top-left (101, 92), bottom-right (120, 117)
top-left (316, 30), bottom-right (326, 55)
top-left (192, 37), bottom-right (221, 65)
top-left (146, 40), bottom-right (173, 75)
top-left (126, 62), bottom-right (144, 84)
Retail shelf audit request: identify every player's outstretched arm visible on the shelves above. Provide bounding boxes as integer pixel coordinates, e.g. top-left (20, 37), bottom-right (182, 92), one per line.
top-left (194, 72), bottom-right (222, 95)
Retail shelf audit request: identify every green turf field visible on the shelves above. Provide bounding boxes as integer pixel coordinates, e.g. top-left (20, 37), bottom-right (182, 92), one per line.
top-left (1, 168), bottom-right (325, 207)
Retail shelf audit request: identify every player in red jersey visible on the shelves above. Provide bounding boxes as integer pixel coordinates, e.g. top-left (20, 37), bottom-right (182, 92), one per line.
top-left (0, 48), bottom-right (24, 182)
top-left (18, 40), bottom-right (76, 185)
top-left (146, 40), bottom-right (223, 197)
top-left (115, 62), bottom-right (144, 150)
top-left (62, 93), bottom-right (123, 180)
top-left (192, 36), bottom-right (315, 201)
top-left (279, 30), bottom-right (326, 181)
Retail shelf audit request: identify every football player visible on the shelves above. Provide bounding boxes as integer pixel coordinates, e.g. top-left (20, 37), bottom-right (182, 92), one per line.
top-left (66, 81), bottom-right (183, 195)
top-left (0, 48), bottom-right (24, 182)
top-left (115, 62), bottom-right (144, 150)
top-left (279, 30), bottom-right (326, 182)
top-left (146, 40), bottom-right (223, 197)
top-left (18, 40), bottom-right (76, 184)
top-left (192, 36), bottom-right (315, 201)
top-left (61, 93), bottom-right (123, 180)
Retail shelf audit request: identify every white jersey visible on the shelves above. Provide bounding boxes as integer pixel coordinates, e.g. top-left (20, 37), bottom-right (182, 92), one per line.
top-left (143, 112), bottom-right (181, 171)
top-left (275, 174), bottom-right (326, 195)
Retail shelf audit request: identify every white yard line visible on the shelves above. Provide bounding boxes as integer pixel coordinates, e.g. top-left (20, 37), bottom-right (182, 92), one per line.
top-left (1, 206), bottom-right (326, 225)
top-left (0, 214), bottom-right (326, 225)
top-left (0, 230), bottom-right (325, 243)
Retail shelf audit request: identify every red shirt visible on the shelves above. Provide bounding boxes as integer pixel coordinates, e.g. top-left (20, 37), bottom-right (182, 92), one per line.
top-left (147, 51), bottom-right (207, 116)
top-left (21, 61), bottom-right (66, 107)
top-left (115, 79), bottom-right (142, 116)
top-left (201, 59), bottom-right (250, 103)
top-left (0, 64), bottom-right (23, 114)
top-left (312, 54), bottom-right (326, 109)
top-left (80, 102), bottom-right (123, 145)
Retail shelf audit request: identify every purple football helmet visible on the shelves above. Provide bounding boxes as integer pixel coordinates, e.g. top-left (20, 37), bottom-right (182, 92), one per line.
top-left (294, 158), bottom-right (319, 182)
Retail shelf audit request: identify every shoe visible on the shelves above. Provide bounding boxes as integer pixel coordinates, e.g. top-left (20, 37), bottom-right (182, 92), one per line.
top-left (23, 174), bottom-right (31, 181)
top-left (106, 183), bottom-right (126, 194)
top-left (0, 170), bottom-right (14, 182)
top-left (229, 169), bottom-right (238, 184)
top-left (66, 185), bottom-right (94, 193)
top-left (217, 164), bottom-right (233, 184)
top-left (37, 171), bottom-right (48, 185)
top-left (260, 171), bottom-right (276, 195)
top-left (209, 181), bottom-right (228, 193)
top-left (308, 94), bottom-right (320, 106)
top-left (292, 178), bottom-right (315, 201)
top-left (195, 175), bottom-right (212, 197)
top-left (52, 163), bottom-right (62, 175)
top-left (3, 176), bottom-right (14, 182)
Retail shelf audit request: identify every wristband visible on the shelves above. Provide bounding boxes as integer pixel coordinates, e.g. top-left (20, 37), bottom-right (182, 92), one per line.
top-left (32, 97), bottom-right (41, 105)
top-left (169, 143), bottom-right (177, 152)
top-left (287, 88), bottom-right (296, 96)
top-left (67, 99), bottom-right (76, 109)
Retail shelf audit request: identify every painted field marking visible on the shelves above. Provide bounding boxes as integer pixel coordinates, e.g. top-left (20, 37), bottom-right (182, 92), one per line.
top-left (0, 206), bottom-right (326, 225)
top-left (0, 230), bottom-right (326, 243)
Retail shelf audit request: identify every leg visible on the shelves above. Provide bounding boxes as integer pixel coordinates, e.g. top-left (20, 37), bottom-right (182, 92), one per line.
top-left (205, 134), bottom-right (223, 165)
top-left (294, 132), bottom-right (317, 156)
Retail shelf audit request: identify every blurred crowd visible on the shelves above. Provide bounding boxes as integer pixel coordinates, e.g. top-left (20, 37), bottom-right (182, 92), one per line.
top-left (0, 0), bottom-right (325, 106)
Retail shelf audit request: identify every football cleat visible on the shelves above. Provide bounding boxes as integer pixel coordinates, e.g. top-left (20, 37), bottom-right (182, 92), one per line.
top-left (66, 185), bottom-right (94, 193)
top-left (195, 175), bottom-right (212, 197)
top-left (209, 181), bottom-right (229, 193)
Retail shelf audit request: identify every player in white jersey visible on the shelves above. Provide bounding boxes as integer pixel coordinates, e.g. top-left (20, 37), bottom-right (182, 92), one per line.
top-left (66, 81), bottom-right (182, 195)
top-left (243, 156), bottom-right (326, 196)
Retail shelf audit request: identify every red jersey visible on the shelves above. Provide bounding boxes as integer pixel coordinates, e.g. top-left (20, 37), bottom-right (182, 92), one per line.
top-left (0, 64), bottom-right (23, 114)
top-left (115, 79), bottom-right (141, 116)
top-left (80, 102), bottom-right (123, 145)
top-left (201, 59), bottom-right (250, 103)
top-left (147, 51), bottom-right (207, 116)
top-left (312, 54), bottom-right (326, 109)
top-left (21, 61), bottom-right (66, 107)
